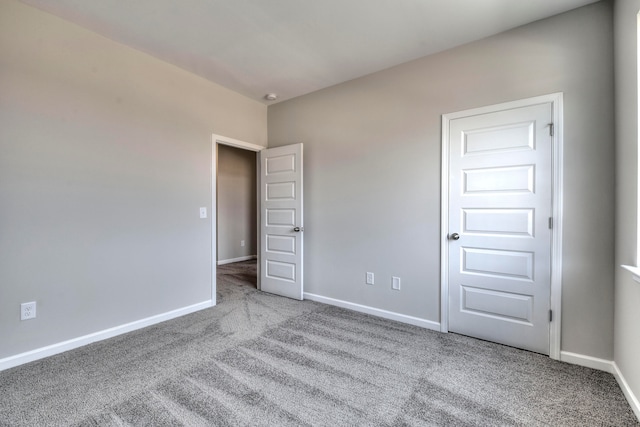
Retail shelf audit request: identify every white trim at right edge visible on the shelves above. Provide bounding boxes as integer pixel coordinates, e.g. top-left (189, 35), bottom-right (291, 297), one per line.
top-left (549, 93), bottom-right (564, 361)
top-left (621, 264), bottom-right (640, 283)
top-left (613, 362), bottom-right (640, 421)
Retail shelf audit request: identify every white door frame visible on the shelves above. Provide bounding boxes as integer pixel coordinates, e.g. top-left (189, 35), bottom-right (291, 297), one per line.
top-left (211, 134), bottom-right (264, 305)
top-left (440, 93), bottom-right (564, 359)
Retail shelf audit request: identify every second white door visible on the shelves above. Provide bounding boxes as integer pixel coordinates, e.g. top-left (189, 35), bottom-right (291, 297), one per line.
top-left (447, 101), bottom-right (553, 354)
top-left (259, 144), bottom-right (304, 300)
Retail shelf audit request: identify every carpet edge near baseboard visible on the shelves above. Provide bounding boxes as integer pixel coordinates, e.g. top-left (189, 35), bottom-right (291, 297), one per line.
top-left (303, 292), bottom-right (440, 331)
top-left (0, 300), bottom-right (213, 372)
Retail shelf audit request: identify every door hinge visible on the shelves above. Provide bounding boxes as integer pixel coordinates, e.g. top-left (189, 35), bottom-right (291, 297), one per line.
top-left (548, 217), bottom-right (553, 229)
top-left (548, 123), bottom-right (554, 137)
top-left (549, 310), bottom-right (553, 322)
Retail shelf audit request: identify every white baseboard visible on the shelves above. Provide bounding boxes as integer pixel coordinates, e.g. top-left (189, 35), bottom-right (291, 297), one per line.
top-left (217, 255), bottom-right (257, 265)
top-left (559, 351), bottom-right (615, 373)
top-left (613, 362), bottom-right (640, 421)
top-left (303, 292), bottom-right (440, 331)
top-left (0, 300), bottom-right (213, 372)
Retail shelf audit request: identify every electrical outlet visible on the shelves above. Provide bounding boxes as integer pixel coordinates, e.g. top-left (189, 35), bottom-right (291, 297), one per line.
top-left (366, 272), bottom-right (374, 285)
top-left (241, 240), bottom-right (245, 247)
top-left (392, 276), bottom-right (401, 291)
top-left (21, 301), bottom-right (36, 320)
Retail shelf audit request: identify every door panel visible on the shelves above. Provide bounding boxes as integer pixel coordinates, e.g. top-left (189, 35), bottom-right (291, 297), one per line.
top-left (461, 286), bottom-right (533, 323)
top-left (462, 209), bottom-right (534, 236)
top-left (448, 103), bottom-right (552, 354)
top-left (260, 144), bottom-right (303, 300)
top-left (462, 247), bottom-right (534, 280)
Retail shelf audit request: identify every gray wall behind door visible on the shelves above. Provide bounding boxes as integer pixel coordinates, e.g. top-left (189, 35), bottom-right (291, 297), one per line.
top-left (217, 144), bottom-right (257, 262)
top-left (268, 2), bottom-right (614, 360)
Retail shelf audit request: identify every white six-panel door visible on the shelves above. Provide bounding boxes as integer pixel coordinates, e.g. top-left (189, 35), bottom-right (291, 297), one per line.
top-left (446, 102), bottom-right (553, 354)
top-left (259, 144), bottom-right (304, 300)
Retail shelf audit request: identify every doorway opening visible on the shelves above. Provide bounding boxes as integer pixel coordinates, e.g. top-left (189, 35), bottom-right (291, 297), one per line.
top-left (211, 134), bottom-right (264, 305)
top-left (216, 144), bottom-right (258, 291)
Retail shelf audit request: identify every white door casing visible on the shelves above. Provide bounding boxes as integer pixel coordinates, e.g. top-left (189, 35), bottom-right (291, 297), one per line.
top-left (260, 144), bottom-right (304, 300)
top-left (441, 94), bottom-right (563, 358)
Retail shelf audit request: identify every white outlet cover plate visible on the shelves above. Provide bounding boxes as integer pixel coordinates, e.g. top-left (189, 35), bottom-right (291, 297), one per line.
top-left (392, 276), bottom-right (401, 290)
top-left (199, 207), bottom-right (207, 218)
top-left (366, 272), bottom-right (374, 285)
top-left (21, 301), bottom-right (36, 320)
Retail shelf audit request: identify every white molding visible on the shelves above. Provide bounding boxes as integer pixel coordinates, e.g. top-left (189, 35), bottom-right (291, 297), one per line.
top-left (304, 292), bottom-right (441, 331)
top-left (560, 351), bottom-right (615, 373)
top-left (217, 255), bottom-right (257, 265)
top-left (613, 362), bottom-right (640, 421)
top-left (549, 93), bottom-right (564, 360)
top-left (440, 113), bottom-right (450, 333)
top-left (211, 134), bottom-right (265, 301)
top-left (621, 264), bottom-right (640, 283)
top-left (0, 301), bottom-right (212, 372)
top-left (440, 93), bottom-right (564, 359)
top-left (212, 134), bottom-right (264, 152)
top-left (211, 140), bottom-right (217, 305)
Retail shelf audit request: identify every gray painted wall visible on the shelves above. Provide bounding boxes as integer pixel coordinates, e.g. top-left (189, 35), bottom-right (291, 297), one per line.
top-left (614, 0), bottom-right (640, 411)
top-left (217, 145), bottom-right (257, 262)
top-left (269, 2), bottom-right (615, 359)
top-left (0, 0), bottom-right (266, 359)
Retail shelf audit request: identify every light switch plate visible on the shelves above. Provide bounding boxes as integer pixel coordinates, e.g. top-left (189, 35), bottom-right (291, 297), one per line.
top-left (199, 207), bottom-right (207, 219)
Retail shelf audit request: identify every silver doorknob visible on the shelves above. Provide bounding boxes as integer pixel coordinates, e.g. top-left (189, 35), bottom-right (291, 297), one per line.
top-left (293, 227), bottom-right (303, 232)
top-left (450, 233), bottom-right (460, 240)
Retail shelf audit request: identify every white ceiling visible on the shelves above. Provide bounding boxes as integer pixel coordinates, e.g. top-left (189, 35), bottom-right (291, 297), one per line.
top-left (20, 0), bottom-right (599, 104)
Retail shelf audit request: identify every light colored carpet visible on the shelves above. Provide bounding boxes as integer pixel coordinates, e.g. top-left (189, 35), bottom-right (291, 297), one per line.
top-left (0, 260), bottom-right (637, 426)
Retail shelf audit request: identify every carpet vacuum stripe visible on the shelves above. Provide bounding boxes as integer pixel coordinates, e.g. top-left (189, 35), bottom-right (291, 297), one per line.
top-left (1, 261), bottom-right (636, 426)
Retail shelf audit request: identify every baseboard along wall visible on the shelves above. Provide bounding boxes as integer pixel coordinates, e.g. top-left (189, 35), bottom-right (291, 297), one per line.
top-left (560, 350), bottom-right (615, 373)
top-left (0, 300), bottom-right (213, 372)
top-left (217, 255), bottom-right (257, 265)
top-left (2, 291), bottom-right (639, 422)
top-left (303, 292), bottom-right (441, 331)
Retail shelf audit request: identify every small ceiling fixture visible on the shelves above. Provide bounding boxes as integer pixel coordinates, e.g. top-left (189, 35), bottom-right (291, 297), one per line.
top-left (265, 93), bottom-right (278, 101)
